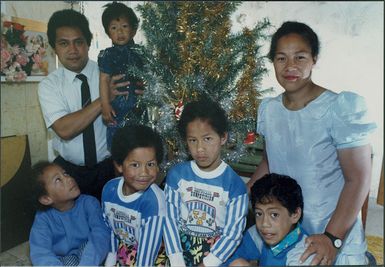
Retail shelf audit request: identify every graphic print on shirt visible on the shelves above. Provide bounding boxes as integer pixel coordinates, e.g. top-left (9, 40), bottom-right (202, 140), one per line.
top-left (178, 180), bottom-right (229, 238)
top-left (104, 203), bottom-right (141, 266)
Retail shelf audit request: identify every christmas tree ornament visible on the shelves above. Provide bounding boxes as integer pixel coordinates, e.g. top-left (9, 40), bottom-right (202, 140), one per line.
top-left (174, 100), bottom-right (184, 121)
top-left (147, 106), bottom-right (160, 129)
top-left (244, 131), bottom-right (256, 145)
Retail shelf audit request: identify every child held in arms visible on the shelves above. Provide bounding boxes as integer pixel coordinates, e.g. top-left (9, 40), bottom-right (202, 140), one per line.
top-left (98, 2), bottom-right (145, 151)
top-left (163, 99), bottom-right (249, 266)
top-left (226, 173), bottom-right (314, 266)
top-left (102, 125), bottom-right (167, 266)
top-left (29, 161), bottom-right (110, 266)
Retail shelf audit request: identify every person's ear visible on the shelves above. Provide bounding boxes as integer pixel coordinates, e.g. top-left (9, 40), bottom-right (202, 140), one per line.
top-left (290, 207), bottom-right (302, 224)
top-left (114, 161), bottom-right (123, 174)
top-left (39, 195), bottom-right (53, 206)
top-left (220, 132), bottom-right (228, 146)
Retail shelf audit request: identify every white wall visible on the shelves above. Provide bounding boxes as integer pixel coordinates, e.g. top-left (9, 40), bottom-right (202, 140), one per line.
top-left (84, 1), bottom-right (383, 198)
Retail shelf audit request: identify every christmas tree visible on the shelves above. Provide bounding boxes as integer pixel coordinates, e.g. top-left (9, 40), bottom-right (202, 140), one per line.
top-left (130, 2), bottom-right (271, 169)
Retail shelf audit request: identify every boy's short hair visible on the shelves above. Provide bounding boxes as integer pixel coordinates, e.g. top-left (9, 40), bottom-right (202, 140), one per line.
top-left (31, 161), bottom-right (54, 210)
top-left (178, 98), bottom-right (228, 139)
top-left (47, 9), bottom-right (92, 49)
top-left (250, 173), bottom-right (304, 222)
top-left (111, 124), bottom-right (164, 165)
top-left (102, 2), bottom-right (140, 35)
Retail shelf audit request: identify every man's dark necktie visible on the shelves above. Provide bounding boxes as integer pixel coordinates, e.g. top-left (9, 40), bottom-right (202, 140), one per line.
top-left (76, 74), bottom-right (97, 167)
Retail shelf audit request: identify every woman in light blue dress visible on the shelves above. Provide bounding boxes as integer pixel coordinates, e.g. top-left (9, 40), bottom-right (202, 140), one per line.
top-left (247, 21), bottom-right (376, 265)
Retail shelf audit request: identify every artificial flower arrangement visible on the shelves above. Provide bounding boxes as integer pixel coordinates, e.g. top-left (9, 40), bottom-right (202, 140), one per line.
top-left (1, 21), bottom-right (48, 82)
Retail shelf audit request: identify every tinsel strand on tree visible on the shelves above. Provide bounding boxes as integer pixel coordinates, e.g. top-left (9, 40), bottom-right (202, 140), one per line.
top-left (127, 2), bottom-right (271, 171)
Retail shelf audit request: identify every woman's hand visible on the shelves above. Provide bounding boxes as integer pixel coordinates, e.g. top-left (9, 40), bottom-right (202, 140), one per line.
top-left (300, 233), bottom-right (338, 265)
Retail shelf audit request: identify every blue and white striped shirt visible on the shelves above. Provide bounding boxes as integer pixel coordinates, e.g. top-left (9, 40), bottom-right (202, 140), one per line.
top-left (102, 178), bottom-right (165, 266)
top-left (164, 161), bottom-right (248, 266)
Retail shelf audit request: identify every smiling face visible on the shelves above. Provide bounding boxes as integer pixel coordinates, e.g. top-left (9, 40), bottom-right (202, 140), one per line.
top-left (54, 26), bottom-right (89, 73)
top-left (108, 16), bottom-right (136, 46)
top-left (39, 164), bottom-right (80, 212)
top-left (115, 147), bottom-right (159, 196)
top-left (186, 119), bottom-right (227, 172)
top-left (254, 197), bottom-right (301, 246)
top-left (273, 33), bottom-right (316, 93)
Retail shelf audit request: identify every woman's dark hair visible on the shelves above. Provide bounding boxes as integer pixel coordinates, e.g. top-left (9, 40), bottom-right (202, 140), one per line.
top-left (47, 9), bottom-right (92, 49)
top-left (102, 2), bottom-right (140, 35)
top-left (178, 98), bottom-right (228, 139)
top-left (268, 21), bottom-right (320, 61)
top-left (250, 173), bottom-right (304, 222)
top-left (111, 124), bottom-right (164, 165)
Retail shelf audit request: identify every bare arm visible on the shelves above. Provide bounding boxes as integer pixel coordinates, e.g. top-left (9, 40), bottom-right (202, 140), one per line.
top-left (326, 144), bottom-right (371, 238)
top-left (300, 144), bottom-right (372, 265)
top-left (99, 72), bottom-right (115, 124)
top-left (51, 74), bottom-right (130, 140)
top-left (52, 98), bottom-right (102, 140)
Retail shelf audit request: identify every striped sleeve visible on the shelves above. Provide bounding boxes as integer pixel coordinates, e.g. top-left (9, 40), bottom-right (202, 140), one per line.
top-left (136, 185), bottom-right (166, 266)
top-left (136, 215), bottom-right (164, 266)
top-left (204, 193), bottom-right (249, 266)
top-left (163, 184), bottom-right (185, 264)
top-left (101, 183), bottom-right (117, 254)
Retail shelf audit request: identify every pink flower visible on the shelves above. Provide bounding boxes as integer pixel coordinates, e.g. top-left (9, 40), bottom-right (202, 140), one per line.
top-left (1, 49), bottom-right (12, 72)
top-left (13, 70), bottom-right (27, 81)
top-left (1, 49), bottom-right (11, 63)
top-left (16, 52), bottom-right (29, 66)
top-left (32, 53), bottom-right (42, 65)
top-left (38, 47), bottom-right (46, 56)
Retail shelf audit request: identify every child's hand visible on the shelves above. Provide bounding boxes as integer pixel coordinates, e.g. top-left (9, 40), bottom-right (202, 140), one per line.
top-left (102, 103), bottom-right (117, 125)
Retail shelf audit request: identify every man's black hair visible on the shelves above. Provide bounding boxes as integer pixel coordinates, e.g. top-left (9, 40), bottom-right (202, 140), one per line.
top-left (47, 9), bottom-right (92, 49)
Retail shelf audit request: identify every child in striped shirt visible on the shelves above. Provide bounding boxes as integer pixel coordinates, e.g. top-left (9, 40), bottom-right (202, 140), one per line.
top-left (163, 99), bottom-right (249, 266)
top-left (101, 125), bottom-right (166, 266)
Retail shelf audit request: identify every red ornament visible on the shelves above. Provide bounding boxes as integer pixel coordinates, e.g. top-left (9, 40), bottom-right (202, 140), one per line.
top-left (244, 131), bottom-right (256, 144)
top-left (175, 100), bottom-right (184, 120)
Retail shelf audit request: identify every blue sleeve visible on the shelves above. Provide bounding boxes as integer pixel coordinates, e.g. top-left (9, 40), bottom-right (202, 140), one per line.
top-left (97, 48), bottom-right (113, 74)
top-left (78, 196), bottom-right (111, 266)
top-left (136, 185), bottom-right (166, 266)
top-left (331, 91), bottom-right (377, 149)
top-left (101, 179), bottom-right (118, 253)
top-left (29, 212), bottom-right (63, 266)
top-left (223, 227), bottom-right (261, 265)
top-left (163, 167), bottom-right (185, 265)
top-left (137, 214), bottom-right (164, 265)
top-left (208, 179), bottom-right (249, 264)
